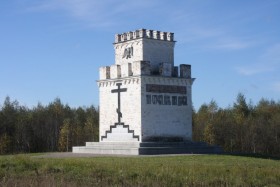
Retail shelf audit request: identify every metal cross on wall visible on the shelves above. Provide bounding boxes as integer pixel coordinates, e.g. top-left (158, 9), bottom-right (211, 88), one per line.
top-left (111, 83), bottom-right (127, 123)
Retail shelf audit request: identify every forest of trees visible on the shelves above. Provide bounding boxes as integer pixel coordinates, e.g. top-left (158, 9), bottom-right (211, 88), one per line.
top-left (0, 94), bottom-right (279, 157)
top-left (193, 93), bottom-right (280, 157)
top-left (0, 97), bottom-right (99, 154)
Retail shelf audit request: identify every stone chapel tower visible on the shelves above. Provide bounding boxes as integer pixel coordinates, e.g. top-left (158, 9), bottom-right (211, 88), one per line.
top-left (98, 29), bottom-right (195, 142)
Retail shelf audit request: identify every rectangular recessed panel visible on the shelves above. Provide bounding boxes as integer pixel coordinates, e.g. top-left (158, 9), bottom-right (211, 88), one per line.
top-left (146, 84), bottom-right (186, 94)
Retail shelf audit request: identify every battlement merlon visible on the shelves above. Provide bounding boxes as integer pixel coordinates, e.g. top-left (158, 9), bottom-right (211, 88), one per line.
top-left (99, 63), bottom-right (192, 80)
top-left (114, 29), bottom-right (175, 43)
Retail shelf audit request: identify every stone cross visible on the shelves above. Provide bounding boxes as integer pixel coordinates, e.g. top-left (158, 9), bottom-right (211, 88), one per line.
top-left (111, 83), bottom-right (127, 123)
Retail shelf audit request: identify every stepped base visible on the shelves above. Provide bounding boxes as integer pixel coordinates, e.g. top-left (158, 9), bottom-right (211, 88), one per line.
top-left (72, 141), bottom-right (223, 155)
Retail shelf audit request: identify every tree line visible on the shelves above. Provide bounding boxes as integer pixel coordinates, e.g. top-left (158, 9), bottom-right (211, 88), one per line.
top-left (0, 97), bottom-right (98, 154)
top-left (193, 93), bottom-right (280, 157)
top-left (0, 94), bottom-right (279, 157)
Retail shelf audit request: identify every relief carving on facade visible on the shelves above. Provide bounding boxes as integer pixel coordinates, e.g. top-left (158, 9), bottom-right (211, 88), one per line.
top-left (122, 46), bottom-right (133, 59)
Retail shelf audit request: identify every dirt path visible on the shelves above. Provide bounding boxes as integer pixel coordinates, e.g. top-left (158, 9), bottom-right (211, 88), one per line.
top-left (34, 152), bottom-right (200, 158)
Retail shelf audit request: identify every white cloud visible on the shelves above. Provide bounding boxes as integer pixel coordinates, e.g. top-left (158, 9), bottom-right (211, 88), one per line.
top-left (25, 0), bottom-right (159, 28)
top-left (236, 65), bottom-right (273, 76)
top-left (236, 43), bottom-right (280, 76)
top-left (24, 0), bottom-right (278, 53)
top-left (208, 38), bottom-right (252, 50)
top-left (175, 20), bottom-right (255, 51)
top-left (26, 0), bottom-right (116, 27)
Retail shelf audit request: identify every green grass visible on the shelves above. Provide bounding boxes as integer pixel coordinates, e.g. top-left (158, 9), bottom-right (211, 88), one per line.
top-left (0, 154), bottom-right (279, 186)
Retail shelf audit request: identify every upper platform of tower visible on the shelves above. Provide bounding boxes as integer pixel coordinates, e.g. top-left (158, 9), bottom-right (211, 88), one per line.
top-left (99, 29), bottom-right (191, 80)
top-left (113, 29), bottom-right (175, 68)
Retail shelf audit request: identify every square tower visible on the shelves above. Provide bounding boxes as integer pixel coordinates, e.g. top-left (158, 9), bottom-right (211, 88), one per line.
top-left (98, 29), bottom-right (195, 142)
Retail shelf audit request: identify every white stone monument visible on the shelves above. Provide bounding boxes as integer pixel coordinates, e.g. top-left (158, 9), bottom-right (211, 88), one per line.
top-left (73, 29), bottom-right (222, 155)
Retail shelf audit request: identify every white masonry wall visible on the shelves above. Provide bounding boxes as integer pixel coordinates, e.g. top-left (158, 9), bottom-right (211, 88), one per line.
top-left (142, 39), bottom-right (175, 71)
top-left (114, 40), bottom-right (143, 65)
top-left (140, 76), bottom-right (193, 141)
top-left (98, 77), bottom-right (142, 142)
top-left (114, 38), bottom-right (175, 71)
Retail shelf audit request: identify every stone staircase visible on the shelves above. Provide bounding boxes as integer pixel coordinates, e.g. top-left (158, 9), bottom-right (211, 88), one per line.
top-left (73, 141), bottom-right (223, 155)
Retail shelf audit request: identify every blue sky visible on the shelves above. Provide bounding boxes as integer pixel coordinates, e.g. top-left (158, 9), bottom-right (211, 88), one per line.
top-left (1, 0), bottom-right (280, 110)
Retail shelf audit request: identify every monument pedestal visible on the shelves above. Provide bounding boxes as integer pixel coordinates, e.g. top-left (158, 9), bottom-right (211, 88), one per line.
top-left (72, 141), bottom-right (223, 155)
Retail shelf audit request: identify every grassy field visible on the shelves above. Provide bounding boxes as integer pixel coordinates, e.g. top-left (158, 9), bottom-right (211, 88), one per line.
top-left (0, 154), bottom-right (279, 187)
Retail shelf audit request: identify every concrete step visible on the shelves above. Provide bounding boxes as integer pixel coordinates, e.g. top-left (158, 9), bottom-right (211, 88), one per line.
top-left (86, 142), bottom-right (209, 148)
top-left (85, 142), bottom-right (141, 149)
top-left (139, 147), bottom-right (223, 155)
top-left (73, 141), bottom-right (223, 155)
top-left (139, 141), bottom-right (209, 148)
top-left (73, 146), bottom-right (139, 155)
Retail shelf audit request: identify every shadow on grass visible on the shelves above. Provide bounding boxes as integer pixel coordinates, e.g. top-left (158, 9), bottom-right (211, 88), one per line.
top-left (223, 152), bottom-right (280, 161)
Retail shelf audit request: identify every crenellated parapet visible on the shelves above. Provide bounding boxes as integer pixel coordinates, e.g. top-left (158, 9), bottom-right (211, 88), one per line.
top-left (115, 29), bottom-right (174, 43)
top-left (99, 62), bottom-right (192, 80)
